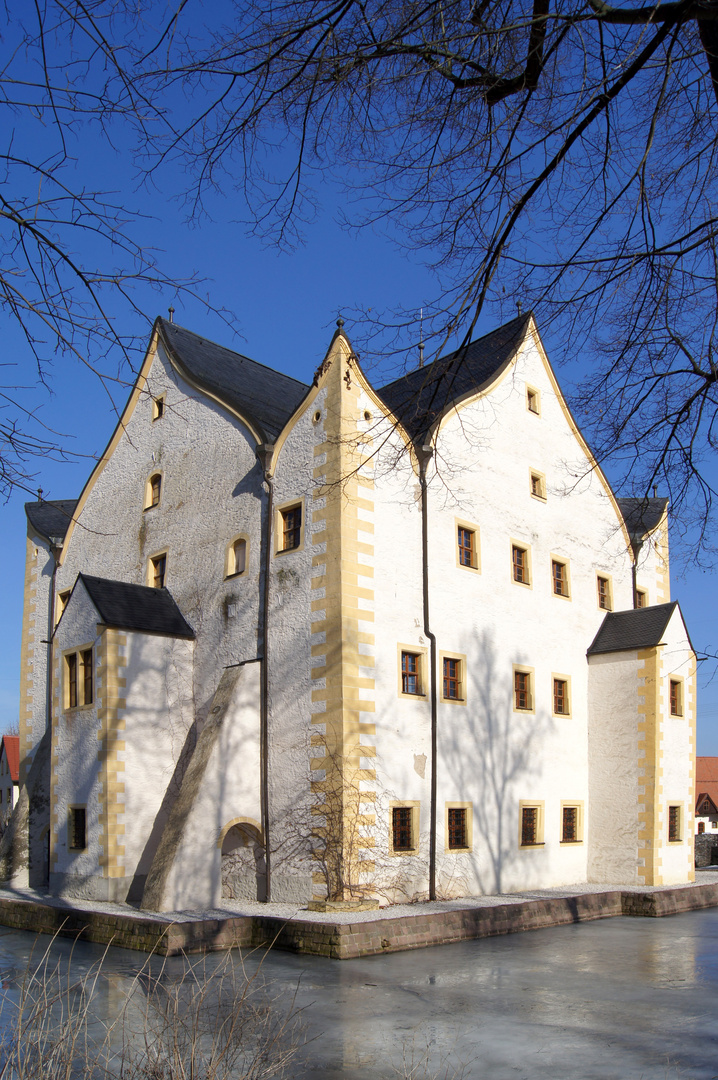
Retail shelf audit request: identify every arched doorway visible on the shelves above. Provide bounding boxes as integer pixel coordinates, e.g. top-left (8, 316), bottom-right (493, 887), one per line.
top-left (219, 820), bottom-right (266, 902)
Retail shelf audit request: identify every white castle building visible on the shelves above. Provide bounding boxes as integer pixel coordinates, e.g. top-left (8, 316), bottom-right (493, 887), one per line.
top-left (8, 313), bottom-right (696, 910)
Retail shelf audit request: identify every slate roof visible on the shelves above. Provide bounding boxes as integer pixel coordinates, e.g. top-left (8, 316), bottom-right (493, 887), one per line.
top-left (1, 736), bottom-right (19, 783)
top-left (25, 499), bottom-right (79, 544)
top-left (156, 318), bottom-right (309, 441)
top-left (617, 497), bottom-right (668, 541)
top-left (587, 602), bottom-right (678, 655)
top-left (378, 313), bottom-right (532, 441)
top-left (78, 574), bottom-right (195, 639)
top-left (696, 759), bottom-right (718, 812)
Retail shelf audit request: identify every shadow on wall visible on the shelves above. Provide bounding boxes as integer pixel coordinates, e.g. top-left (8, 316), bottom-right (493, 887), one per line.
top-left (440, 632), bottom-right (554, 896)
top-left (221, 823), bottom-right (266, 902)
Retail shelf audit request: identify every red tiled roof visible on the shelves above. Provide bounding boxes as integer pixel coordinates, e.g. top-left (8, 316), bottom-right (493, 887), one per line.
top-left (2, 736), bottom-right (19, 783)
top-left (696, 758), bottom-right (718, 811)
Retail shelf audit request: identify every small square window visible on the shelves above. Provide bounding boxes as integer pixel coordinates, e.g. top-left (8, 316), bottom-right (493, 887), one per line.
top-left (553, 677), bottom-right (569, 716)
top-left (281, 505), bottom-right (302, 551)
top-left (561, 805), bottom-right (581, 843)
top-left (448, 808), bottom-right (467, 849)
top-left (514, 669), bottom-right (533, 711)
top-left (455, 519), bottom-right (480, 571)
top-left (636, 589), bottom-right (647, 608)
top-left (552, 559), bottom-right (569, 598)
top-left (82, 649), bottom-right (93, 707)
top-left (67, 653), bottom-right (78, 710)
top-left (530, 471), bottom-right (546, 500)
top-left (401, 651), bottom-right (422, 695)
top-left (68, 806), bottom-right (86, 851)
top-left (392, 807), bottom-right (413, 851)
top-left (521, 806), bottom-right (540, 846)
top-left (151, 553), bottom-right (167, 589)
top-left (145, 473), bottom-right (162, 510)
top-left (597, 575), bottom-right (612, 611)
top-left (226, 536), bottom-right (248, 578)
top-left (56, 589), bottom-right (71, 625)
top-left (512, 544), bottom-right (530, 585)
top-left (670, 680), bottom-right (683, 717)
top-left (65, 648), bottom-right (93, 710)
top-left (668, 805), bottom-right (682, 843)
top-left (458, 526), bottom-right (475, 568)
top-left (443, 657), bottom-right (462, 701)
top-left (526, 386), bottom-right (540, 415)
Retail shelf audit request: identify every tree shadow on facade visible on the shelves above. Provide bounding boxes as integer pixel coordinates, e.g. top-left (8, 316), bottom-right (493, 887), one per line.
top-left (440, 632), bottom-right (555, 896)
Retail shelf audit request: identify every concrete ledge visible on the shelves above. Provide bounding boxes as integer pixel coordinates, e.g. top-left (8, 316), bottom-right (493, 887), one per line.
top-left (0, 882), bottom-right (716, 959)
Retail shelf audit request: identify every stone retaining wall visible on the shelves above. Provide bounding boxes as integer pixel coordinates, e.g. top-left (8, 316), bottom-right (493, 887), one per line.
top-left (0, 882), bottom-right (717, 959)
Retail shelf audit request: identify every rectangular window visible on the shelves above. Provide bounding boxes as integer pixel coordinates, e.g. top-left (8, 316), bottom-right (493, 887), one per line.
top-left (552, 560), bottom-right (569, 598)
top-left (526, 386), bottom-right (540, 415)
top-left (670, 680), bottom-right (683, 716)
top-left (443, 658), bottom-right (461, 701)
top-left (67, 653), bottom-right (78, 709)
top-left (458, 527), bottom-right (474, 568)
top-left (636, 589), bottom-right (647, 608)
top-left (82, 649), bottom-right (93, 707)
top-left (152, 395), bottom-right (165, 421)
top-left (65, 648), bottom-right (93, 709)
top-left (562, 806), bottom-right (578, 843)
top-left (68, 806), bottom-right (86, 851)
top-left (521, 806), bottom-right (539, 846)
top-left (530, 471), bottom-right (546, 500)
top-left (514, 670), bottom-right (532, 711)
top-left (151, 553), bottom-right (167, 589)
top-left (281, 506), bottom-right (302, 551)
top-left (668, 805), bottom-right (681, 842)
top-left (402, 652), bottom-right (421, 695)
top-left (553, 678), bottom-right (568, 715)
top-left (597, 575), bottom-right (612, 610)
top-left (448, 808), bottom-right (467, 849)
top-left (512, 545), bottom-right (529, 584)
top-left (56, 589), bottom-right (71, 625)
top-left (392, 807), bottom-right (413, 851)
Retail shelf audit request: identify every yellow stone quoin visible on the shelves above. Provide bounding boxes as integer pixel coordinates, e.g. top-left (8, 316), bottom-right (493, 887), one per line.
top-left (309, 331), bottom-right (378, 902)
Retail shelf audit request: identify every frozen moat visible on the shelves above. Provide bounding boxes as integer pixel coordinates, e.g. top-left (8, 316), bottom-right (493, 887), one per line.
top-left (1, 908), bottom-right (717, 1079)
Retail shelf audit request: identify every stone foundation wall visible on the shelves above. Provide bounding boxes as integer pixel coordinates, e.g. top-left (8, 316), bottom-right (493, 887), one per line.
top-left (0, 882), bottom-right (717, 959)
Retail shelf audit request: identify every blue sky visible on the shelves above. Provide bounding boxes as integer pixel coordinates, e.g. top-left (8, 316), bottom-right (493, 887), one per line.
top-left (1, 92), bottom-right (717, 752)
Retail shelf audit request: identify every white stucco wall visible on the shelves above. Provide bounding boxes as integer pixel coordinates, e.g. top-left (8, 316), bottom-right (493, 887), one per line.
top-left (586, 650), bottom-right (641, 884)
top-left (51, 582), bottom-right (103, 891)
top-left (57, 342), bottom-right (266, 722)
top-left (368, 333), bottom-right (638, 895)
top-left (121, 630), bottom-right (195, 884)
top-left (162, 659), bottom-right (262, 909)
top-left (658, 608), bottom-right (695, 884)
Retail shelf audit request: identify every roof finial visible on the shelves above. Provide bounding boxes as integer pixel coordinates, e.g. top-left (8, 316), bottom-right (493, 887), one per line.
top-left (37, 487), bottom-right (43, 502)
top-left (168, 305), bottom-right (175, 323)
top-left (517, 300), bottom-right (523, 316)
top-left (653, 484), bottom-right (658, 498)
top-left (336, 312), bottom-right (344, 331)
top-left (418, 307), bottom-right (424, 368)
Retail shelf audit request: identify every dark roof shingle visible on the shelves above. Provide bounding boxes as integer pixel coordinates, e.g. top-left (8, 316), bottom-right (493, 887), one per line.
top-left (378, 314), bottom-right (532, 440)
top-left (587, 602), bottom-right (678, 656)
top-left (25, 499), bottom-right (78, 543)
top-left (157, 318), bottom-right (309, 441)
top-left (78, 575), bottom-right (195, 639)
top-left (617, 497), bottom-right (668, 540)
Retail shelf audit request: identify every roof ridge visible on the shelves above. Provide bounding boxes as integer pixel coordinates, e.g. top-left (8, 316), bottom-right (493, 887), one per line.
top-left (379, 312), bottom-right (532, 393)
top-left (158, 318), bottom-right (310, 391)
